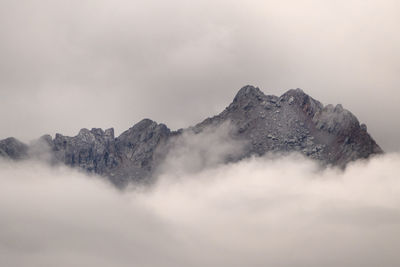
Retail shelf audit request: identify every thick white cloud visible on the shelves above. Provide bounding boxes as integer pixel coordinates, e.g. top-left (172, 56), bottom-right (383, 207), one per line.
top-left (1, 152), bottom-right (400, 267)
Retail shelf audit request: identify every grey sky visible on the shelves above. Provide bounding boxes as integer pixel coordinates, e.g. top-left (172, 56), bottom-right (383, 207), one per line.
top-left (0, 0), bottom-right (399, 151)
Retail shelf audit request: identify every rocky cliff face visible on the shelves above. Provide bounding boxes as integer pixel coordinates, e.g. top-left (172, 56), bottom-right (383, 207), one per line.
top-left (0, 86), bottom-right (383, 186)
top-left (0, 137), bottom-right (28, 160)
top-left (192, 86), bottom-right (382, 166)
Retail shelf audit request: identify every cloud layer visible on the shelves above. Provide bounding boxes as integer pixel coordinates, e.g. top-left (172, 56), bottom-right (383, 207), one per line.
top-left (1, 152), bottom-right (400, 267)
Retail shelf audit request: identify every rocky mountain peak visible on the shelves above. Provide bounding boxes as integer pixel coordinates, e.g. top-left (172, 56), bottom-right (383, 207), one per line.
top-left (0, 85), bottom-right (383, 187)
top-left (280, 88), bottom-right (306, 100)
top-left (195, 85), bottom-right (382, 166)
top-left (313, 103), bottom-right (360, 135)
top-left (233, 85), bottom-right (265, 102)
top-left (0, 137), bottom-right (28, 159)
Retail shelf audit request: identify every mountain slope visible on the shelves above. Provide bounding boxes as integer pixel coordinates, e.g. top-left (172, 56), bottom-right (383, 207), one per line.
top-left (0, 86), bottom-right (383, 186)
top-left (193, 86), bottom-right (382, 166)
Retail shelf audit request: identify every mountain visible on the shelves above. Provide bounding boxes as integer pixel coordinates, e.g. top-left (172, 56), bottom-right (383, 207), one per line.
top-left (0, 86), bottom-right (383, 186)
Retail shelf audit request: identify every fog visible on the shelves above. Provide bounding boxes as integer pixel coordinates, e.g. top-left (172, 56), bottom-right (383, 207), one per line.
top-left (1, 151), bottom-right (400, 266)
top-left (0, 0), bottom-right (399, 151)
top-left (1, 1), bottom-right (399, 265)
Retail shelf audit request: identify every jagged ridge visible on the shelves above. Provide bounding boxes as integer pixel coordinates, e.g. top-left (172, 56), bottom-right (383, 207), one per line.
top-left (0, 86), bottom-right (383, 186)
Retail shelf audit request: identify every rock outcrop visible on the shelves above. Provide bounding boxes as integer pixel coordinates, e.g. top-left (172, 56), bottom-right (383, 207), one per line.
top-left (50, 119), bottom-right (171, 186)
top-left (0, 137), bottom-right (28, 160)
top-left (0, 86), bottom-right (383, 186)
top-left (192, 86), bottom-right (382, 167)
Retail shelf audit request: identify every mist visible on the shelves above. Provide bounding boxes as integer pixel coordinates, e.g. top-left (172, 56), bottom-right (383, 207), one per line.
top-left (1, 151), bottom-right (400, 266)
top-left (1, 1), bottom-right (399, 265)
top-left (0, 0), bottom-right (399, 151)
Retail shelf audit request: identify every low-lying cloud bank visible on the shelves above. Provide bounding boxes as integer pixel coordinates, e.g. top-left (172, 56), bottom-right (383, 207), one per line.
top-left (1, 152), bottom-right (400, 267)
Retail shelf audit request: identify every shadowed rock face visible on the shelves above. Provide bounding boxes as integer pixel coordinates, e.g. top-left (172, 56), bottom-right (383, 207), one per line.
top-left (49, 119), bottom-right (171, 186)
top-left (0, 137), bottom-right (28, 160)
top-left (193, 86), bottom-right (382, 167)
top-left (0, 86), bottom-right (383, 186)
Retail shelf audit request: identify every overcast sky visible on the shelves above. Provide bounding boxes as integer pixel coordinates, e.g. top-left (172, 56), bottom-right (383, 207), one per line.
top-left (0, 0), bottom-right (399, 151)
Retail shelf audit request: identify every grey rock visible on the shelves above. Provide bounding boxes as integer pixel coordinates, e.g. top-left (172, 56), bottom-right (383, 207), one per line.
top-left (0, 85), bottom-right (383, 186)
top-left (113, 119), bottom-right (171, 185)
top-left (0, 137), bottom-right (28, 160)
top-left (191, 86), bottom-right (382, 167)
top-left (361, 123), bottom-right (367, 131)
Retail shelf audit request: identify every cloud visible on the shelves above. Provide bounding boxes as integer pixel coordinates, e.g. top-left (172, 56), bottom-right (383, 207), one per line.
top-left (0, 0), bottom-right (398, 151)
top-left (1, 150), bottom-right (400, 266)
top-left (155, 121), bottom-right (246, 177)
